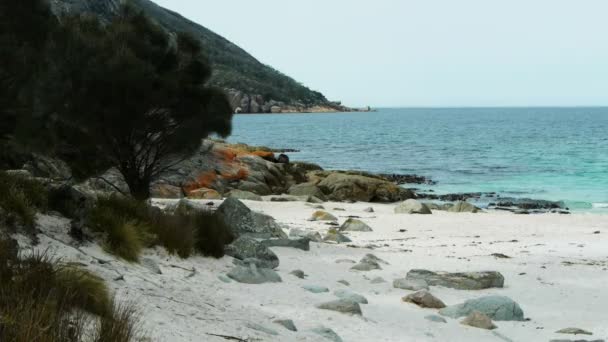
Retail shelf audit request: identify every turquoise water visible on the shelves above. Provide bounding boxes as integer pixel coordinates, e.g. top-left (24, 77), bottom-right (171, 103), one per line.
top-left (229, 108), bottom-right (608, 212)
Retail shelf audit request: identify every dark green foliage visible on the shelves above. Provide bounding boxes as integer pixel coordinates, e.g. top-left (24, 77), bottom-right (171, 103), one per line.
top-left (149, 211), bottom-right (196, 258)
top-left (87, 196), bottom-right (150, 262)
top-left (45, 6), bottom-right (233, 199)
top-left (0, 172), bottom-right (48, 229)
top-left (88, 196), bottom-right (232, 260)
top-left (194, 211), bottom-right (234, 258)
top-left (0, 246), bottom-right (142, 342)
top-left (94, 300), bottom-right (142, 342)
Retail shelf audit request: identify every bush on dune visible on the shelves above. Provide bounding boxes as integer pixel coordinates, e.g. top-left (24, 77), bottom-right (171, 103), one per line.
top-left (0, 246), bottom-right (142, 342)
top-left (88, 195), bottom-right (232, 261)
top-left (0, 171), bottom-right (48, 230)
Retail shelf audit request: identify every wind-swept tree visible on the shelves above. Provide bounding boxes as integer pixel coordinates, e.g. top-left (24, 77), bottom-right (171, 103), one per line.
top-left (47, 5), bottom-right (233, 199)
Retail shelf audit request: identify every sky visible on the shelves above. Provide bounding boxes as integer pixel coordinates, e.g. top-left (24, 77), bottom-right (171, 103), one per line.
top-left (154, 0), bottom-right (608, 107)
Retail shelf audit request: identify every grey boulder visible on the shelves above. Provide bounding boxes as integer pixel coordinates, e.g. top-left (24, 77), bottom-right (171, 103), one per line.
top-left (439, 295), bottom-right (524, 321)
top-left (260, 237), bottom-right (310, 251)
top-left (448, 201), bottom-right (480, 213)
top-left (226, 264), bottom-right (282, 284)
top-left (289, 228), bottom-right (323, 242)
top-left (323, 230), bottom-right (352, 244)
top-left (316, 299), bottom-right (362, 315)
top-left (225, 236), bottom-right (279, 269)
top-left (311, 326), bottom-right (343, 342)
top-left (334, 289), bottom-right (368, 304)
top-left (273, 319), bottom-right (297, 332)
top-left (340, 218), bottom-right (373, 232)
top-left (288, 183), bottom-right (327, 201)
top-left (406, 269), bottom-right (504, 290)
top-left (217, 198), bottom-right (287, 238)
top-left (393, 278), bottom-right (429, 291)
top-left (226, 189), bottom-right (263, 201)
top-left (395, 199), bottom-right (432, 214)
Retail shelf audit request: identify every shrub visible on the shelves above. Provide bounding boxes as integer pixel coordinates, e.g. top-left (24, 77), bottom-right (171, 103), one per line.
top-left (88, 195), bottom-right (234, 260)
top-left (56, 266), bottom-right (111, 317)
top-left (149, 212), bottom-right (195, 258)
top-left (0, 171), bottom-right (48, 229)
top-left (94, 300), bottom-right (142, 342)
top-left (87, 196), bottom-right (150, 262)
top-left (194, 212), bottom-right (234, 258)
top-left (0, 246), bottom-right (142, 342)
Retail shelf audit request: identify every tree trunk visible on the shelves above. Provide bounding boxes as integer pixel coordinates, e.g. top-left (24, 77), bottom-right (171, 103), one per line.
top-left (123, 172), bottom-right (151, 201)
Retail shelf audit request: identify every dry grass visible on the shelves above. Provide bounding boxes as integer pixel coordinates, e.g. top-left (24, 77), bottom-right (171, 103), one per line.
top-left (0, 171), bottom-right (48, 230)
top-left (0, 246), bottom-right (142, 342)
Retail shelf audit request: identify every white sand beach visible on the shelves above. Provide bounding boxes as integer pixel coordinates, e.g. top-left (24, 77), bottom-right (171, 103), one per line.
top-left (29, 199), bottom-right (608, 341)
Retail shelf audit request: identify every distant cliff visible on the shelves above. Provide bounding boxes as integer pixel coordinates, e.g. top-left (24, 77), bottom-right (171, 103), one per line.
top-left (50, 0), bottom-right (366, 113)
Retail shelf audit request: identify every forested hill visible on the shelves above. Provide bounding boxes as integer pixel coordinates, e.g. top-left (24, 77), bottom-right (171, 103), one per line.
top-left (50, 0), bottom-right (353, 113)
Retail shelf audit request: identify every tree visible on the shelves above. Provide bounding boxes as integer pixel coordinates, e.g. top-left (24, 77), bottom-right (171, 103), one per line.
top-left (47, 6), bottom-right (233, 199)
top-left (0, 0), bottom-right (57, 167)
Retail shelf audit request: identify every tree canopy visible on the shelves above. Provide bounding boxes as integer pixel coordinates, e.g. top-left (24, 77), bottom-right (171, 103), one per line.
top-left (0, 0), bottom-right (234, 200)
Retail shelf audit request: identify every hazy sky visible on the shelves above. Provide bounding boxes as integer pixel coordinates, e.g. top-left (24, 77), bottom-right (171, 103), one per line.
top-left (154, 0), bottom-right (608, 107)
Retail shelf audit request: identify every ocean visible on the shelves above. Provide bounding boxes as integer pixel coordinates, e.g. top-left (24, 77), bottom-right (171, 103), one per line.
top-left (229, 107), bottom-right (608, 212)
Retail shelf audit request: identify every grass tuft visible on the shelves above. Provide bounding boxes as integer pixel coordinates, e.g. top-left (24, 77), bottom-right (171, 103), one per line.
top-left (0, 244), bottom-right (142, 341)
top-left (0, 171), bottom-right (48, 229)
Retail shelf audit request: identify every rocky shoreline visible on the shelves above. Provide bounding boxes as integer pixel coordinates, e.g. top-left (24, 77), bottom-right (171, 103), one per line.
top-left (16, 139), bottom-right (568, 214)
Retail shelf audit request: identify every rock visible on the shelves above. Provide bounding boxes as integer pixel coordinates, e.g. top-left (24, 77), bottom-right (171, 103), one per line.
top-left (425, 315), bottom-right (447, 323)
top-left (217, 275), bottom-right (232, 283)
top-left (288, 183), bottom-right (327, 201)
top-left (237, 180), bottom-right (272, 196)
top-left (311, 326), bottom-right (343, 342)
top-left (323, 230), bottom-right (352, 244)
top-left (335, 259), bottom-right (356, 264)
top-left (303, 285), bottom-right (330, 293)
top-left (393, 278), bottom-right (429, 291)
top-left (251, 212), bottom-right (288, 239)
top-left (23, 153), bottom-right (72, 180)
top-left (217, 198), bottom-right (287, 238)
top-left (370, 277), bottom-right (386, 284)
top-left (226, 189), bottom-right (263, 201)
top-left (363, 207), bottom-right (374, 213)
top-left (394, 199), bottom-right (432, 214)
top-left (150, 183), bottom-right (184, 199)
top-left (402, 290), bottom-right (446, 309)
top-left (187, 188), bottom-right (222, 200)
top-left (316, 299), bottom-right (362, 315)
top-left (460, 311), bottom-right (497, 330)
top-left (340, 218), bottom-right (373, 232)
top-left (260, 237), bottom-right (310, 251)
top-left (224, 236), bottom-right (280, 269)
top-left (406, 269), bottom-right (504, 290)
top-left (337, 280), bottom-right (350, 286)
top-left (316, 172), bottom-right (412, 203)
top-left (448, 201), bottom-right (480, 213)
top-left (273, 319), bottom-right (297, 332)
top-left (290, 270), bottom-right (306, 279)
top-left (351, 254), bottom-right (383, 271)
top-left (334, 289), bottom-right (368, 304)
top-left (226, 264), bottom-right (282, 284)
top-left (245, 322), bottom-right (278, 336)
top-left (141, 258), bottom-right (162, 274)
top-left (289, 228), bottom-right (323, 242)
top-left (309, 210), bottom-right (338, 222)
top-left (556, 328), bottom-right (593, 335)
top-left (270, 105), bottom-right (282, 114)
top-left (439, 295), bottom-right (524, 321)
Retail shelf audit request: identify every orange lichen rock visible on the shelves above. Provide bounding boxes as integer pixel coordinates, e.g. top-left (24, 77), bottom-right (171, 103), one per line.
top-left (183, 171), bottom-right (217, 194)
